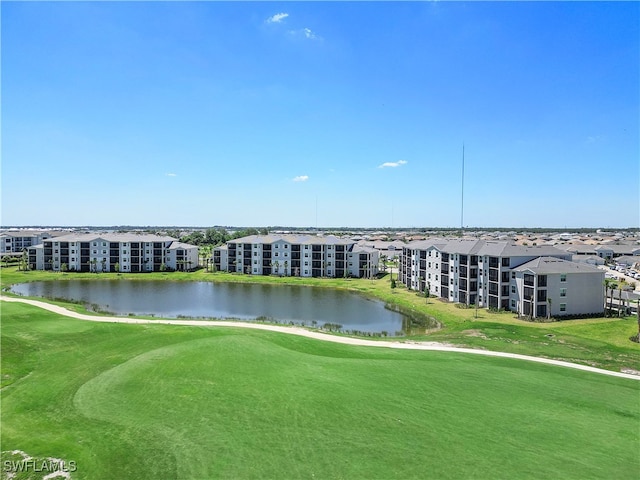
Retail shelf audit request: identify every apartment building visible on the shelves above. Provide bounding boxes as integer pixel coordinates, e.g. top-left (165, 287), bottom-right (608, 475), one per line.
top-left (511, 257), bottom-right (604, 319)
top-left (213, 234), bottom-right (379, 278)
top-left (398, 239), bottom-right (599, 313)
top-left (0, 230), bottom-right (59, 254)
top-left (27, 233), bottom-right (198, 272)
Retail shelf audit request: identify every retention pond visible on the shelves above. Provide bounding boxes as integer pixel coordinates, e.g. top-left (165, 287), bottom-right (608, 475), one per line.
top-left (10, 280), bottom-right (437, 336)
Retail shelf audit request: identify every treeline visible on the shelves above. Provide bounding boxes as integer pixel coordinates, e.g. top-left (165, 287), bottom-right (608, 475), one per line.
top-left (167, 227), bottom-right (269, 247)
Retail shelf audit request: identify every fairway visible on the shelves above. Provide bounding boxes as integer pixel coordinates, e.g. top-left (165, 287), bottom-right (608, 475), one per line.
top-left (2, 302), bottom-right (639, 479)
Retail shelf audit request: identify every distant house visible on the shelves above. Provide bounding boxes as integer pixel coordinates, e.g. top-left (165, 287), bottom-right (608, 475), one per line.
top-left (28, 233), bottom-right (198, 272)
top-left (357, 240), bottom-right (406, 259)
top-left (213, 234), bottom-right (379, 278)
top-left (594, 245), bottom-right (640, 260)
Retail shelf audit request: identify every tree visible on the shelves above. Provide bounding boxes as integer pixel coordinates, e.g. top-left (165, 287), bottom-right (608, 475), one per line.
top-left (604, 279), bottom-right (616, 317)
top-left (101, 258), bottom-right (107, 273)
top-left (90, 258), bottom-right (98, 273)
top-left (425, 281), bottom-right (431, 303)
top-left (20, 251), bottom-right (29, 271)
top-left (61, 263), bottom-right (68, 273)
top-left (547, 297), bottom-right (552, 320)
top-left (284, 260), bottom-right (289, 276)
top-left (115, 262), bottom-right (120, 273)
top-left (619, 279), bottom-right (628, 316)
top-left (160, 263), bottom-right (167, 272)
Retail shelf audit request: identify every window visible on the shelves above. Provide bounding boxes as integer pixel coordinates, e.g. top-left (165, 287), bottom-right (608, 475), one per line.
top-left (436, 252), bottom-right (439, 257)
top-left (428, 273), bottom-right (431, 279)
top-left (428, 262), bottom-right (431, 268)
top-left (511, 272), bottom-right (515, 279)
top-left (560, 288), bottom-right (567, 297)
top-left (428, 251), bottom-right (432, 257)
top-left (93, 250), bottom-right (97, 254)
top-left (560, 303), bottom-right (567, 312)
top-left (511, 285), bottom-right (516, 293)
top-left (560, 274), bottom-right (567, 282)
top-left (511, 300), bottom-right (516, 308)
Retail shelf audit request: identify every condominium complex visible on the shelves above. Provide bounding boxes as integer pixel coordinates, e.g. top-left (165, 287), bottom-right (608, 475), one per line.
top-left (399, 239), bottom-right (604, 318)
top-left (213, 234), bottom-right (379, 278)
top-left (27, 233), bottom-right (199, 273)
top-left (0, 230), bottom-right (60, 254)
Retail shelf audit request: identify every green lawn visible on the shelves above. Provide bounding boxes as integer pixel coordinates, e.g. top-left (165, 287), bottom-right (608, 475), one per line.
top-left (1, 302), bottom-right (639, 479)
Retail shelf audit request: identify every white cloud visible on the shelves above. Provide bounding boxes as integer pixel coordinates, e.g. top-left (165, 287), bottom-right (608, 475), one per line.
top-left (378, 160), bottom-right (408, 169)
top-left (267, 13), bottom-right (289, 23)
top-left (165, 173), bottom-right (177, 177)
top-left (293, 175), bottom-right (309, 182)
top-left (288, 28), bottom-right (322, 41)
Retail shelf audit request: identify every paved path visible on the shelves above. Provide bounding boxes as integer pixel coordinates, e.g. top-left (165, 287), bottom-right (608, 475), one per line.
top-left (2, 295), bottom-right (639, 381)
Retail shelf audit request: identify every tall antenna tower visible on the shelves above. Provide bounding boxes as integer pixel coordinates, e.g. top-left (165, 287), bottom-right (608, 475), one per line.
top-left (460, 144), bottom-right (465, 233)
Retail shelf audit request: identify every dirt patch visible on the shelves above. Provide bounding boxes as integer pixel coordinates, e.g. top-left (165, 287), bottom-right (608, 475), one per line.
top-left (461, 329), bottom-right (488, 339)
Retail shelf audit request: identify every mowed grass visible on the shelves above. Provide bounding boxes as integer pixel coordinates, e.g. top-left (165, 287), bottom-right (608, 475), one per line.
top-left (2, 302), bottom-right (639, 479)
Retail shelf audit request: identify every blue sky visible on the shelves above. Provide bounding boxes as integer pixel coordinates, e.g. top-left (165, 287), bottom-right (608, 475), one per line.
top-left (2, 1), bottom-right (638, 228)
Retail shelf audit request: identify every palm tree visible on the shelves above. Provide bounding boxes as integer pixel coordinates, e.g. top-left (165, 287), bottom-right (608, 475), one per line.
top-left (604, 279), bottom-right (616, 317)
top-left (284, 260), bottom-right (289, 276)
top-left (618, 279), bottom-right (627, 316)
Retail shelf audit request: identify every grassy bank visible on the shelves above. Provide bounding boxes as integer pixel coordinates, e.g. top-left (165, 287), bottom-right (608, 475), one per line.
top-left (1, 302), bottom-right (638, 479)
top-left (1, 267), bottom-right (639, 372)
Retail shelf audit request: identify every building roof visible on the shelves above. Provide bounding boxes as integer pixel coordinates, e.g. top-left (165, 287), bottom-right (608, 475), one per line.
top-left (229, 234), bottom-right (354, 246)
top-left (405, 238), bottom-right (568, 259)
top-left (41, 232), bottom-right (178, 244)
top-left (167, 242), bottom-right (199, 250)
top-left (513, 257), bottom-right (604, 275)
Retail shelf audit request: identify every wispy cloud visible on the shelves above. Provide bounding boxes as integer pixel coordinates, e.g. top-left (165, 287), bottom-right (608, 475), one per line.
top-left (288, 28), bottom-right (322, 41)
top-left (378, 160), bottom-right (408, 169)
top-left (165, 173), bottom-right (177, 177)
top-left (267, 13), bottom-right (289, 24)
top-left (293, 175), bottom-right (309, 182)
top-left (303, 28), bottom-right (319, 40)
